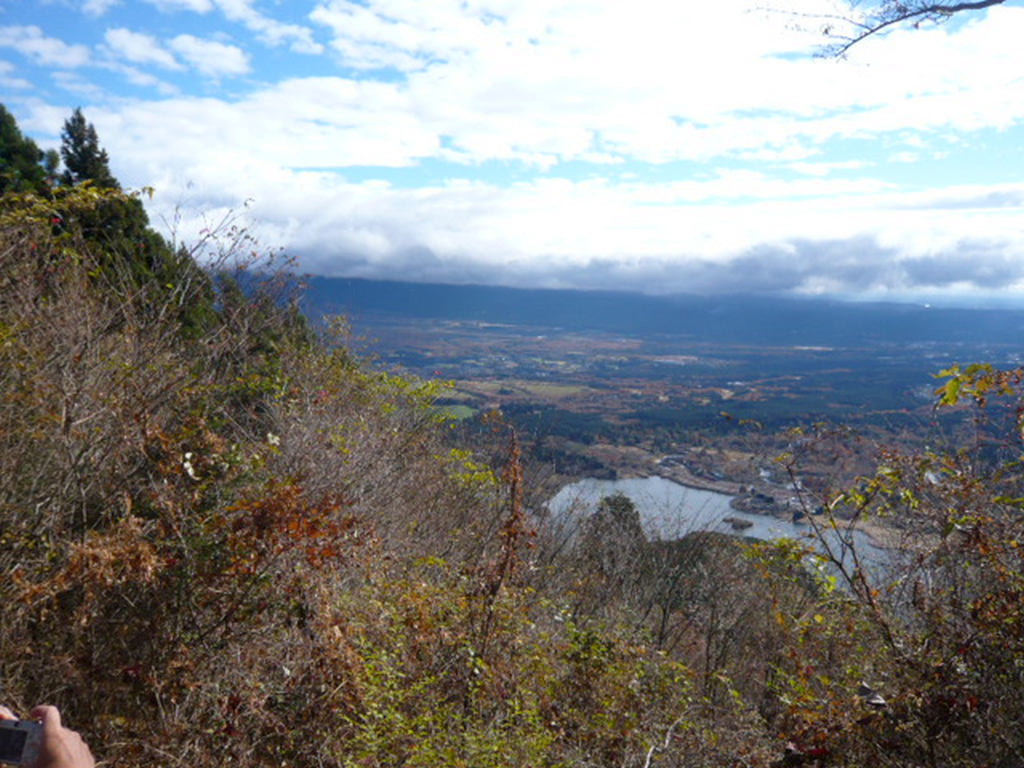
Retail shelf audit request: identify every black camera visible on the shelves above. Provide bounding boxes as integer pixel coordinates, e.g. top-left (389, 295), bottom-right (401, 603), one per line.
top-left (0, 720), bottom-right (42, 766)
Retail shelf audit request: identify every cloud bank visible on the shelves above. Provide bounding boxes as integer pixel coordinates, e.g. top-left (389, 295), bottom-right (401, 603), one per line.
top-left (3, 0), bottom-right (1024, 304)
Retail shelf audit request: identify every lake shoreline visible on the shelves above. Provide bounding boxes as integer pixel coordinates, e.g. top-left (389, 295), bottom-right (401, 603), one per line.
top-left (548, 475), bottom-right (890, 558)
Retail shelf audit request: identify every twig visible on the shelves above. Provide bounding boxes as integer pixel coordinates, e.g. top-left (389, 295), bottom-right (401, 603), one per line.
top-left (642, 713), bottom-right (688, 768)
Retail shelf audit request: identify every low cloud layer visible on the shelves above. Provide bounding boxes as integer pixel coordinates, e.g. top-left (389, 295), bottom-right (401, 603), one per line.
top-left (147, 169), bottom-right (1024, 302)
top-left (4, 0), bottom-right (1024, 305)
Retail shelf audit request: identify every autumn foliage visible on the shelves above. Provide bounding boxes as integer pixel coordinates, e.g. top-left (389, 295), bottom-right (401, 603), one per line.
top-left (0, 184), bottom-right (760, 767)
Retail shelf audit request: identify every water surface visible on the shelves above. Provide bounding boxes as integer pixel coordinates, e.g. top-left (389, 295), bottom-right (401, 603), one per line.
top-left (546, 476), bottom-right (886, 567)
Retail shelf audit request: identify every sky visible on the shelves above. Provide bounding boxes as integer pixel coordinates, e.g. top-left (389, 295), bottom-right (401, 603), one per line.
top-left (3, 0), bottom-right (1024, 305)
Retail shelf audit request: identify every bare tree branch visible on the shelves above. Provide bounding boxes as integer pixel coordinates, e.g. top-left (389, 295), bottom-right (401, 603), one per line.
top-left (767, 0), bottom-right (1009, 56)
top-left (828, 0), bottom-right (1007, 55)
top-left (642, 713), bottom-right (688, 768)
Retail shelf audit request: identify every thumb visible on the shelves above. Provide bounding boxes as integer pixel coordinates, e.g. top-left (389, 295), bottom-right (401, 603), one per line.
top-left (28, 706), bottom-right (61, 729)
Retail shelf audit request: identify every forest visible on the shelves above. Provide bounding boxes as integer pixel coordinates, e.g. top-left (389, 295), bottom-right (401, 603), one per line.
top-left (3, 104), bottom-right (1024, 767)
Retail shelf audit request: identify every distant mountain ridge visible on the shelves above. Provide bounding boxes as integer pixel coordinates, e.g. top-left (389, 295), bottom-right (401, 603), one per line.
top-left (305, 277), bottom-right (1024, 347)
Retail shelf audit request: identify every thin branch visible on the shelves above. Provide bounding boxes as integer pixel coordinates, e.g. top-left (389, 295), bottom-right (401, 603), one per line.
top-left (830, 0), bottom-right (1006, 55)
top-left (642, 713), bottom-right (688, 768)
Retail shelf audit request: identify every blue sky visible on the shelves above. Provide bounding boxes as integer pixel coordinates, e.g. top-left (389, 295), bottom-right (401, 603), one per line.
top-left (3, 0), bottom-right (1024, 304)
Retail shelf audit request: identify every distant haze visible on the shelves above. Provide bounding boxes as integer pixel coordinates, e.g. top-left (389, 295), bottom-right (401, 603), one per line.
top-left (306, 277), bottom-right (1024, 347)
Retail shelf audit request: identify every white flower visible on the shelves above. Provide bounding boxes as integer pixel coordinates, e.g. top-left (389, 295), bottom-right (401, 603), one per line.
top-left (182, 452), bottom-right (198, 480)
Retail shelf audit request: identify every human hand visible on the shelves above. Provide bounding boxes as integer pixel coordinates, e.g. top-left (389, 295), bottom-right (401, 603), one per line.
top-left (0, 706), bottom-right (94, 768)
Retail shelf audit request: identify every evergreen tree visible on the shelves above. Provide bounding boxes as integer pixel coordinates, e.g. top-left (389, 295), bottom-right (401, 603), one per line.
top-left (60, 107), bottom-right (119, 189)
top-left (48, 106), bottom-right (215, 333)
top-left (43, 149), bottom-right (60, 186)
top-left (0, 104), bottom-right (47, 194)
top-left (54, 109), bottom-right (173, 291)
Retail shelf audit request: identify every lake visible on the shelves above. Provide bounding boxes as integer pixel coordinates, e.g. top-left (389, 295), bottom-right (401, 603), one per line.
top-left (545, 476), bottom-right (887, 568)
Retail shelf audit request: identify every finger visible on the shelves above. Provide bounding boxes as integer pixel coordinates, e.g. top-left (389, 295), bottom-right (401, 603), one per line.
top-left (28, 706), bottom-right (61, 728)
top-left (0, 706), bottom-right (15, 720)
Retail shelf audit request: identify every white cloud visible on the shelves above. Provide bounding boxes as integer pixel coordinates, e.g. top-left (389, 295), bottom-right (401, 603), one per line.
top-left (168, 34), bottom-right (250, 77)
top-left (146, 0), bottom-right (215, 12)
top-left (0, 26), bottom-right (90, 68)
top-left (135, 0), bottom-right (322, 53)
top-left (887, 151), bottom-right (919, 164)
top-left (125, 137), bottom-right (1024, 298)
top-left (104, 28), bottom-right (182, 69)
top-left (309, 0), bottom-right (482, 71)
top-left (296, 1), bottom-right (1024, 169)
top-left (99, 81), bottom-right (440, 169)
top-left (112, 63), bottom-right (180, 95)
top-left (51, 71), bottom-right (107, 99)
top-left (0, 75), bottom-right (32, 89)
top-left (214, 0), bottom-right (324, 54)
top-left (82, 0), bottom-right (122, 16)
top-left (0, 59), bottom-right (32, 89)
top-left (788, 160), bottom-right (872, 177)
